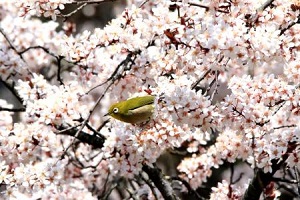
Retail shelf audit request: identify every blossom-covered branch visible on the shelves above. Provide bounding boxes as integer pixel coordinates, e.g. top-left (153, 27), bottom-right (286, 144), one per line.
top-left (1, 0), bottom-right (300, 199)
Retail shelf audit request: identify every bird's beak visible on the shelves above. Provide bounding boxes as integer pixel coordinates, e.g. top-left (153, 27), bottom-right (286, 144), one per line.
top-left (104, 112), bottom-right (110, 117)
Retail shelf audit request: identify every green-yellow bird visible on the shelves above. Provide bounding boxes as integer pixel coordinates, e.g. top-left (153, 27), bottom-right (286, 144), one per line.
top-left (105, 95), bottom-right (155, 124)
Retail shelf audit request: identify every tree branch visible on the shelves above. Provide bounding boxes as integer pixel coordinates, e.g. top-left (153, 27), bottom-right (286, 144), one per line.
top-left (56, 125), bottom-right (105, 149)
top-left (242, 142), bottom-right (297, 200)
top-left (142, 164), bottom-right (178, 200)
top-left (280, 15), bottom-right (300, 36)
top-left (0, 79), bottom-right (24, 105)
top-left (0, 27), bottom-right (23, 59)
top-left (257, 0), bottom-right (275, 12)
top-left (72, 0), bottom-right (118, 4)
top-left (57, 123), bottom-right (178, 200)
top-left (0, 107), bottom-right (25, 112)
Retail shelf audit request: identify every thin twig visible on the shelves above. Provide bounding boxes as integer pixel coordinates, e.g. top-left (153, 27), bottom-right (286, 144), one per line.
top-left (280, 15), bottom-right (300, 36)
top-left (71, 0), bottom-right (118, 4)
top-left (17, 45), bottom-right (65, 84)
top-left (139, 0), bottom-right (149, 8)
top-left (56, 56), bottom-right (65, 85)
top-left (96, 119), bottom-right (110, 132)
top-left (188, 2), bottom-right (209, 11)
top-left (257, 0), bottom-right (275, 12)
top-left (207, 70), bottom-right (219, 100)
top-left (0, 27), bottom-right (22, 59)
top-left (61, 3), bottom-right (87, 20)
top-left (61, 80), bottom-right (113, 157)
top-left (273, 124), bottom-right (296, 130)
top-left (188, 2), bottom-right (229, 13)
top-left (19, 45), bottom-right (57, 57)
top-left (85, 50), bottom-right (140, 95)
top-left (191, 69), bottom-right (212, 90)
top-left (232, 173), bottom-right (245, 185)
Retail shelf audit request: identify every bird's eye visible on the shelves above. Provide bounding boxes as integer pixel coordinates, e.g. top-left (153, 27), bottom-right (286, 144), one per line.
top-left (113, 108), bottom-right (119, 113)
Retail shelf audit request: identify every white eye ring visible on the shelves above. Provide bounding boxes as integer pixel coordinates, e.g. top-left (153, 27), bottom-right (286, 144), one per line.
top-left (113, 108), bottom-right (119, 113)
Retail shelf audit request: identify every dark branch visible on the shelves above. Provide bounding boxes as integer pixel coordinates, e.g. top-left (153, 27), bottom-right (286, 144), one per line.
top-left (188, 2), bottom-right (229, 13)
top-left (191, 69), bottom-right (212, 90)
top-left (273, 124), bottom-right (296, 130)
top-left (56, 125), bottom-right (105, 149)
top-left (140, 173), bottom-right (160, 199)
top-left (280, 15), bottom-right (300, 36)
top-left (242, 142), bottom-right (297, 200)
top-left (245, 0), bottom-right (275, 28)
top-left (61, 3), bottom-right (87, 20)
top-left (0, 79), bottom-right (24, 105)
top-left (56, 56), bottom-right (65, 85)
top-left (0, 27), bottom-right (23, 59)
top-left (142, 165), bottom-right (178, 200)
top-left (72, 0), bottom-right (118, 4)
top-left (0, 107), bottom-right (25, 112)
top-left (170, 177), bottom-right (203, 200)
top-left (19, 45), bottom-right (56, 57)
top-left (85, 50), bottom-right (141, 95)
top-left (257, 0), bottom-right (275, 12)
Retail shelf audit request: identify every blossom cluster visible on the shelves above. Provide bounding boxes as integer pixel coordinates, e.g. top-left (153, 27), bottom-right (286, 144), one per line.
top-left (16, 73), bottom-right (89, 126)
top-left (0, 100), bottom-right (13, 129)
top-left (0, 4), bottom-right (66, 83)
top-left (178, 74), bottom-right (300, 189)
top-left (102, 76), bottom-right (216, 178)
top-left (1, 0), bottom-right (300, 199)
top-left (16, 0), bottom-right (71, 20)
top-left (0, 121), bottom-right (67, 197)
top-left (210, 180), bottom-right (246, 200)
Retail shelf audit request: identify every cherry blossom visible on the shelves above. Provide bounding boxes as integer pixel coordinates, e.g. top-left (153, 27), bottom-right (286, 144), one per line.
top-left (1, 0), bottom-right (300, 199)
